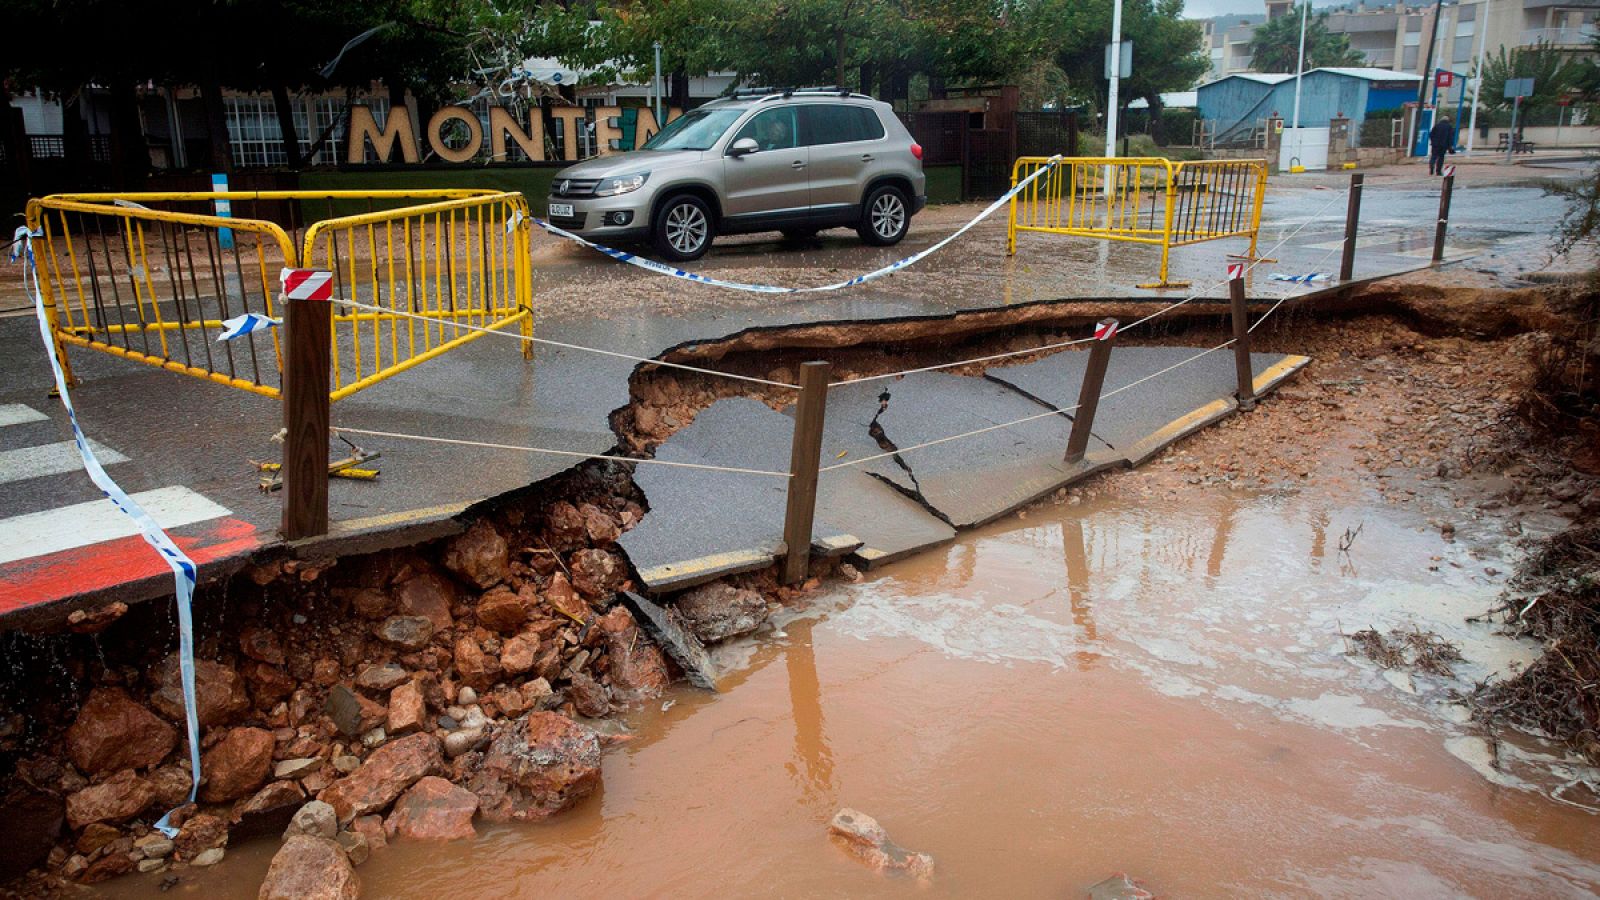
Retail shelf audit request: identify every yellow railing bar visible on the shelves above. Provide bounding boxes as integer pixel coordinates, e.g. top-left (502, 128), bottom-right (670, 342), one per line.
top-left (328, 310), bottom-right (530, 402)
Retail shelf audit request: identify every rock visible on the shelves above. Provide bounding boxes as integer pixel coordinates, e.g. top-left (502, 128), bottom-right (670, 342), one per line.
top-left (325, 685), bottom-right (387, 739)
top-left (231, 780), bottom-right (305, 840)
top-left (543, 501), bottom-right (587, 551)
top-left (62, 854), bottom-right (88, 880)
top-left (544, 573), bottom-right (588, 624)
top-left (569, 549), bottom-right (625, 600)
top-left (79, 848), bottom-right (134, 883)
top-left (597, 607), bottom-right (670, 701)
top-left (284, 800), bottom-right (338, 841)
top-left (332, 755), bottom-right (361, 775)
top-left (827, 808), bottom-right (933, 877)
top-left (318, 733), bottom-right (443, 824)
top-left (246, 662), bottom-right (297, 707)
top-left (566, 672), bottom-right (610, 718)
top-left (351, 587), bottom-right (396, 620)
top-left (1087, 873), bottom-right (1157, 900)
top-left (337, 829), bottom-right (370, 866)
top-left (150, 656), bottom-right (250, 727)
top-left (274, 758), bottom-right (321, 781)
top-left (394, 573), bottom-right (457, 632)
top-left (148, 765), bottom-right (193, 810)
top-left (191, 847), bottom-right (225, 867)
top-left (134, 833), bottom-right (174, 858)
top-left (519, 678), bottom-right (555, 710)
top-left (136, 857), bottom-right (168, 874)
top-left (453, 637), bottom-right (501, 691)
top-left (384, 776), bottom-right (478, 841)
top-left (360, 727), bottom-right (387, 750)
top-left (442, 521), bottom-right (511, 589)
top-left (174, 812), bottom-right (228, 859)
top-left (457, 687), bottom-right (478, 706)
top-left (350, 815), bottom-right (387, 853)
top-left (476, 587), bottom-right (528, 634)
top-left (66, 687), bottom-right (178, 777)
top-left (386, 681), bottom-right (427, 737)
top-left (356, 664), bottom-right (410, 693)
top-left (466, 713), bottom-right (601, 822)
top-left (580, 504), bottom-right (621, 544)
top-left (376, 615), bottom-right (434, 650)
top-left (0, 787), bottom-right (65, 882)
top-left (201, 727), bottom-right (275, 802)
top-left (443, 728), bottom-right (486, 758)
top-left (259, 835), bottom-right (360, 900)
top-left (76, 822), bottom-right (121, 855)
top-left (675, 582), bottom-right (770, 643)
top-left (66, 770), bottom-right (155, 829)
top-left (239, 626), bottom-right (287, 665)
top-left (499, 634), bottom-right (539, 675)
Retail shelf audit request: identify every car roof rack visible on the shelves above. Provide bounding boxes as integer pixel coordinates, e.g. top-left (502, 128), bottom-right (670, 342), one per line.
top-left (730, 85), bottom-right (873, 102)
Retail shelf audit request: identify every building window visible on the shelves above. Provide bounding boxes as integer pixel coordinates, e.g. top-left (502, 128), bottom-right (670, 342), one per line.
top-left (226, 94), bottom-right (360, 167)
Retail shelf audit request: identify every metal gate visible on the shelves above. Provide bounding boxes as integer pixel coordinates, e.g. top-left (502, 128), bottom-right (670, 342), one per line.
top-left (24, 190), bottom-right (534, 401)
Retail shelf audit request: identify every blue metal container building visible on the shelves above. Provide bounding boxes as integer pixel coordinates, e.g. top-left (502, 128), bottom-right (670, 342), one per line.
top-left (1199, 68), bottom-right (1421, 145)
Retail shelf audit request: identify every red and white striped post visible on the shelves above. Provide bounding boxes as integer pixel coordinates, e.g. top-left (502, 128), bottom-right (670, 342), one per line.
top-left (280, 268), bottom-right (333, 540)
top-left (1227, 263), bottom-right (1256, 411)
top-left (1065, 318), bottom-right (1119, 464)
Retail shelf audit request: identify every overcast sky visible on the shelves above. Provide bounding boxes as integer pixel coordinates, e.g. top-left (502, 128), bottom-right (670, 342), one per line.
top-left (1183, 0), bottom-right (1334, 20)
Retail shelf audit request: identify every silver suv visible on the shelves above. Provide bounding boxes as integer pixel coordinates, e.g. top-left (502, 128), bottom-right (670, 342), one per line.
top-left (545, 89), bottom-right (926, 262)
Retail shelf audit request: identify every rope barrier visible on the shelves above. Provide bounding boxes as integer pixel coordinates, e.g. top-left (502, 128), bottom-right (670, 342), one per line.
top-left (332, 425), bottom-right (794, 478)
top-left (335, 299), bottom-right (801, 390)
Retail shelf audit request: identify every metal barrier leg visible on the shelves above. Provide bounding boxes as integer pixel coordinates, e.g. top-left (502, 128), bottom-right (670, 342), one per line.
top-left (282, 279), bottom-right (333, 540)
top-left (1340, 173), bottom-right (1364, 281)
top-left (1433, 173), bottom-right (1454, 264)
top-left (782, 361), bottom-right (831, 585)
top-left (1228, 273), bottom-right (1256, 411)
top-left (1065, 319), bottom-right (1118, 463)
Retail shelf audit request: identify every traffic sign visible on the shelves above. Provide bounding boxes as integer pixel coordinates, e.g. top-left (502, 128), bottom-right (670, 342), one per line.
top-left (1436, 71), bottom-right (1453, 89)
top-left (1504, 77), bottom-right (1535, 100)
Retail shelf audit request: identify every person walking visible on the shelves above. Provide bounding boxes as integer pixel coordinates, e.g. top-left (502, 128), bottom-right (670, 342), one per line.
top-left (1428, 115), bottom-right (1454, 176)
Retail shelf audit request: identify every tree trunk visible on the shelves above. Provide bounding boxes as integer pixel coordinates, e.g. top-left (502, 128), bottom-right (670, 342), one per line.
top-left (0, 87), bottom-right (31, 199)
top-left (271, 83), bottom-right (302, 169)
top-left (107, 81), bottom-right (149, 190)
top-left (670, 69), bottom-right (689, 111)
top-left (1148, 95), bottom-right (1166, 146)
top-left (835, 28), bottom-right (847, 88)
top-left (859, 61), bottom-right (877, 97)
top-left (198, 73), bottom-right (233, 173)
top-left (62, 88), bottom-right (94, 187)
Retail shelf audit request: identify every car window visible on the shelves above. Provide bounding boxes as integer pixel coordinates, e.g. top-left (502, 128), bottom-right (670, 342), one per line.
top-left (732, 108), bottom-right (799, 152)
top-left (642, 108), bottom-right (744, 151)
top-left (800, 105), bottom-right (886, 146)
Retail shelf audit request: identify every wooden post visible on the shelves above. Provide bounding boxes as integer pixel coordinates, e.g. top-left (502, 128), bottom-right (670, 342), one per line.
top-left (1065, 318), bottom-right (1118, 464)
top-left (782, 361), bottom-right (831, 585)
top-left (1340, 172), bottom-right (1363, 282)
top-left (1433, 173), bottom-right (1454, 264)
top-left (281, 283), bottom-right (332, 540)
top-left (1229, 274), bottom-right (1257, 411)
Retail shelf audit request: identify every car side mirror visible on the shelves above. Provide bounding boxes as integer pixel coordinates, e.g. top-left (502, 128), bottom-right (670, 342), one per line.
top-left (729, 137), bottom-right (759, 157)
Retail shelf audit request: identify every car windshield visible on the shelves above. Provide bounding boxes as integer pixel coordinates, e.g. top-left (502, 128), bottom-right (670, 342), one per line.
top-left (642, 108), bottom-right (744, 151)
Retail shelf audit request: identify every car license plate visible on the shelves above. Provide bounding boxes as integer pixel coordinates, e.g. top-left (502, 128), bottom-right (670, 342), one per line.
top-left (548, 203), bottom-right (574, 217)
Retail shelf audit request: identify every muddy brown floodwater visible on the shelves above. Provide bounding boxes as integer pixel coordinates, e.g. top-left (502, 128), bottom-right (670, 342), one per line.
top-left (100, 479), bottom-right (1600, 898)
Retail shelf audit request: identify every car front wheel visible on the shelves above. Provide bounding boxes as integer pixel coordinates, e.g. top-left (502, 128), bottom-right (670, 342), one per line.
top-left (653, 195), bottom-right (714, 262)
top-left (857, 185), bottom-right (910, 247)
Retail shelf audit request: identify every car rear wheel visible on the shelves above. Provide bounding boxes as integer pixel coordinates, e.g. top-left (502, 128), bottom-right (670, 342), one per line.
top-left (653, 195), bottom-right (714, 262)
top-left (857, 185), bottom-right (910, 247)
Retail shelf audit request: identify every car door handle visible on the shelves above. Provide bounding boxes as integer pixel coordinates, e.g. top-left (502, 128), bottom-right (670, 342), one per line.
top-left (861, 154), bottom-right (875, 162)
top-left (791, 160), bottom-right (806, 169)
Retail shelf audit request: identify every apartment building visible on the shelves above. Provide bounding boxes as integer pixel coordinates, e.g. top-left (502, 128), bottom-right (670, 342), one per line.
top-left (1202, 0), bottom-right (1597, 81)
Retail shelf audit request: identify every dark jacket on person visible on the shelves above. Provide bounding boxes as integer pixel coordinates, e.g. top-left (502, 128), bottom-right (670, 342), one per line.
top-left (1429, 120), bottom-right (1454, 152)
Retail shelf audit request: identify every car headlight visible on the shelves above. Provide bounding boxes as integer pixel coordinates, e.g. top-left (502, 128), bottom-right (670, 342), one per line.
top-left (594, 173), bottom-right (649, 197)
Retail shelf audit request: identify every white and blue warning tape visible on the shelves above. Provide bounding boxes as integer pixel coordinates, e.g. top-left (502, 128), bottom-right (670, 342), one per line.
top-left (1269, 272), bottom-right (1330, 284)
top-left (530, 155), bottom-right (1064, 294)
top-left (11, 227), bottom-right (202, 837)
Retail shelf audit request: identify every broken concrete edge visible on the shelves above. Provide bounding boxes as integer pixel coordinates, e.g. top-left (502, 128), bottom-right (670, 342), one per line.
top-left (636, 536), bottom-right (862, 595)
top-left (1121, 398), bottom-right (1237, 469)
top-left (617, 591), bottom-right (719, 692)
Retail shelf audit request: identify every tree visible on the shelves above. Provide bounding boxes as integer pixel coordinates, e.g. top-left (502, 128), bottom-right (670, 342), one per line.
top-left (1475, 41), bottom-right (1587, 115)
top-left (1247, 10), bottom-right (1364, 74)
top-left (1036, 0), bottom-right (1208, 126)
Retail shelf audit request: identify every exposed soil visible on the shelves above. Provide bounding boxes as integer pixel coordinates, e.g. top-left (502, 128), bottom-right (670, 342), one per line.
top-left (2, 268), bottom-right (1598, 897)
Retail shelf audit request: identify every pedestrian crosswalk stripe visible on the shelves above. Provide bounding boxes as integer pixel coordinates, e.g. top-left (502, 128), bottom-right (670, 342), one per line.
top-left (0, 439), bottom-right (129, 486)
top-left (0, 486), bottom-right (229, 565)
top-left (0, 405), bottom-right (47, 428)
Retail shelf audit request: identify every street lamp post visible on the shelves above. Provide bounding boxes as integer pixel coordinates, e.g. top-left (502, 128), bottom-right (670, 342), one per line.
top-left (1291, 0), bottom-right (1308, 131)
top-left (653, 41), bottom-right (663, 126)
top-left (1105, 0), bottom-right (1125, 161)
top-left (1465, 0), bottom-right (1490, 155)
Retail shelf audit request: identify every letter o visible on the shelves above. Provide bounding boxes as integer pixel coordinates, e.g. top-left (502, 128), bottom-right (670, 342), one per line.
top-left (427, 107), bottom-right (483, 163)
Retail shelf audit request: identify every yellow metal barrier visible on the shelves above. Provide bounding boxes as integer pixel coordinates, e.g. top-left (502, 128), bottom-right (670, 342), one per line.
top-left (1007, 157), bottom-right (1269, 289)
top-left (24, 189), bottom-right (533, 402)
top-left (301, 192), bottom-right (534, 402)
